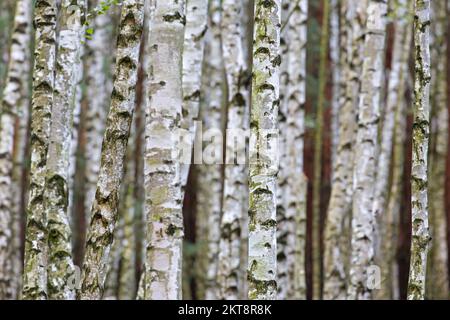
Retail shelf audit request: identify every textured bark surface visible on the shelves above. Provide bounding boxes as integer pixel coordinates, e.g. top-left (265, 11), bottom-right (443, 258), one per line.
top-left (277, 0), bottom-right (307, 300)
top-left (217, 0), bottom-right (250, 300)
top-left (80, 0), bottom-right (144, 300)
top-left (323, 0), bottom-right (366, 300)
top-left (312, 0), bottom-right (330, 300)
top-left (426, 0), bottom-right (449, 300)
top-left (144, 0), bottom-right (185, 300)
top-left (180, 0), bottom-right (208, 192)
top-left (347, 0), bottom-right (387, 300)
top-left (248, 0), bottom-right (281, 300)
top-left (407, 0), bottom-right (431, 301)
top-left (22, 0), bottom-right (58, 300)
top-left (375, 0), bottom-right (412, 300)
top-left (45, 0), bottom-right (85, 300)
top-left (0, 0), bottom-right (32, 300)
top-left (193, 0), bottom-right (224, 301)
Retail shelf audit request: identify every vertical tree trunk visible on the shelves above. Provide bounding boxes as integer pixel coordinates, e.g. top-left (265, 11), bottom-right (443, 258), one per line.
top-left (79, 0), bottom-right (144, 300)
top-left (347, 0), bottom-right (387, 300)
top-left (218, 0), bottom-right (250, 300)
top-left (426, 0), bottom-right (449, 300)
top-left (0, 0), bottom-right (13, 97)
top-left (144, 0), bottom-right (185, 300)
top-left (312, 0), bottom-right (330, 300)
top-left (407, 0), bottom-right (431, 301)
top-left (22, 0), bottom-right (58, 300)
top-left (45, 0), bottom-right (86, 300)
top-left (248, 0), bottom-right (281, 300)
top-left (180, 0), bottom-right (208, 192)
top-left (0, 0), bottom-right (32, 300)
top-left (323, 0), bottom-right (367, 300)
top-left (375, 0), bottom-right (412, 300)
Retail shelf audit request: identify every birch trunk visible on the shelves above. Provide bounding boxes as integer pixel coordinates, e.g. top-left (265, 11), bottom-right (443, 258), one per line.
top-left (84, 1), bottom-right (114, 231)
top-left (374, 0), bottom-right (412, 300)
top-left (323, 0), bottom-right (367, 300)
top-left (79, 0), bottom-right (144, 300)
top-left (45, 0), bottom-right (85, 300)
top-left (218, 0), bottom-right (251, 300)
top-left (407, 0), bottom-right (431, 300)
top-left (312, 0), bottom-right (330, 300)
top-left (22, 0), bottom-right (58, 300)
top-left (426, 0), bottom-right (448, 300)
top-left (330, 0), bottom-right (340, 173)
top-left (180, 0), bottom-right (208, 191)
top-left (347, 0), bottom-right (387, 300)
top-left (0, 0), bottom-right (13, 97)
top-left (248, 0), bottom-right (281, 300)
top-left (277, 0), bottom-right (307, 300)
top-left (144, 0), bottom-right (185, 300)
top-left (0, 0), bottom-right (32, 300)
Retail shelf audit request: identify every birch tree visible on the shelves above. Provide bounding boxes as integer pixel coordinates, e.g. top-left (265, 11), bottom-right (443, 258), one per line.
top-left (79, 0), bottom-right (144, 300)
top-left (330, 0), bottom-right (340, 171)
top-left (375, 0), bottom-right (412, 300)
top-left (323, 0), bottom-right (367, 300)
top-left (426, 0), bottom-right (449, 299)
top-left (144, 0), bottom-right (185, 300)
top-left (0, 0), bottom-right (32, 300)
top-left (407, 0), bottom-right (431, 301)
top-left (22, 0), bottom-right (58, 300)
top-left (218, 0), bottom-right (250, 300)
top-left (347, 0), bottom-right (387, 300)
top-left (248, 0), bottom-right (281, 300)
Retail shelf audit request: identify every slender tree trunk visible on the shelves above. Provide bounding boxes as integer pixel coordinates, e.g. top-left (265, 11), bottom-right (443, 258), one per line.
top-left (0, 0), bottom-right (32, 300)
top-left (79, 0), bottom-right (144, 300)
top-left (407, 0), bottom-right (432, 301)
top-left (312, 0), bottom-right (330, 300)
top-left (426, 0), bottom-right (449, 300)
top-left (44, 0), bottom-right (86, 300)
top-left (180, 0), bottom-right (208, 192)
top-left (248, 0), bottom-right (281, 300)
top-left (144, 0), bottom-right (185, 300)
top-left (323, 0), bottom-right (366, 300)
top-left (217, 0), bottom-right (251, 300)
top-left (0, 0), bottom-right (13, 97)
top-left (330, 0), bottom-right (340, 173)
top-left (374, 0), bottom-right (412, 300)
top-left (22, 0), bottom-right (58, 300)
top-left (347, 0), bottom-right (387, 300)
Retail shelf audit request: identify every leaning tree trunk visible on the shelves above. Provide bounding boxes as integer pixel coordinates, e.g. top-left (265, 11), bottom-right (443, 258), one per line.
top-left (22, 0), bottom-right (58, 300)
top-left (312, 0), bottom-right (330, 300)
top-left (217, 0), bottom-right (250, 300)
top-left (179, 0), bottom-right (208, 193)
top-left (143, 0), bottom-right (185, 300)
top-left (347, 0), bottom-right (387, 300)
top-left (426, 0), bottom-right (449, 300)
top-left (45, 0), bottom-right (86, 300)
top-left (79, 0), bottom-right (145, 300)
top-left (323, 0), bottom-right (367, 300)
top-left (407, 0), bottom-right (432, 301)
top-left (374, 0), bottom-right (412, 300)
top-left (0, 0), bottom-right (32, 300)
top-left (248, 0), bottom-right (281, 300)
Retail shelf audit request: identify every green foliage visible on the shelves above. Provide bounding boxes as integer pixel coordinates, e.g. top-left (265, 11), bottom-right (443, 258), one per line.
top-left (82, 0), bottom-right (122, 42)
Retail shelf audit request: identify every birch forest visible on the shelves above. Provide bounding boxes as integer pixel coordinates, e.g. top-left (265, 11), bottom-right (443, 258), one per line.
top-left (1, 0), bottom-right (450, 301)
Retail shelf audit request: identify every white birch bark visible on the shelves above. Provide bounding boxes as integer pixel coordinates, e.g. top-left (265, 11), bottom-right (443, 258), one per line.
top-left (180, 0), bottom-right (208, 191)
top-left (407, 0), bottom-right (431, 300)
top-left (374, 0), bottom-right (412, 300)
top-left (248, 0), bottom-right (281, 300)
top-left (330, 0), bottom-right (340, 172)
top-left (323, 0), bottom-right (367, 300)
top-left (22, 0), bottom-right (58, 300)
top-left (144, 0), bottom-right (185, 300)
top-left (0, 0), bottom-right (32, 300)
top-left (426, 0), bottom-right (449, 300)
top-left (347, 0), bottom-right (387, 300)
top-left (217, 0), bottom-right (251, 300)
top-left (79, 0), bottom-right (144, 300)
